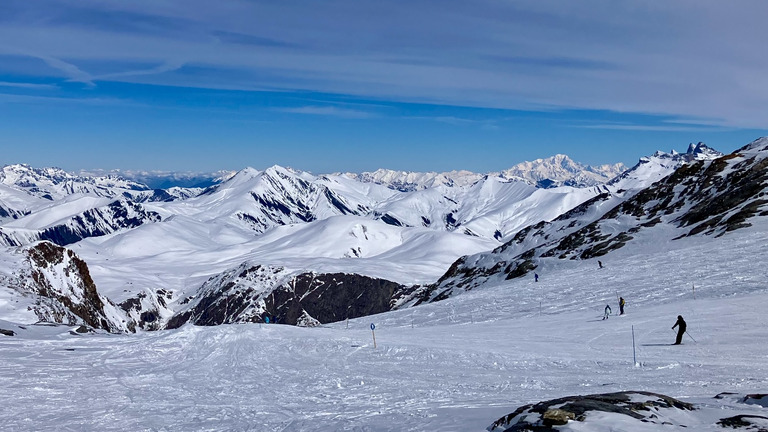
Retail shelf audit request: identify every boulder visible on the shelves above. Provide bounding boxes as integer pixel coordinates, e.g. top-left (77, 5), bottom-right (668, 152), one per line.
top-left (489, 391), bottom-right (694, 432)
top-left (717, 414), bottom-right (768, 431)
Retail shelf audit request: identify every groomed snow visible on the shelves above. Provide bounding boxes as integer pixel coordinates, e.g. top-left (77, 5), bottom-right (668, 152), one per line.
top-left (1, 216), bottom-right (767, 431)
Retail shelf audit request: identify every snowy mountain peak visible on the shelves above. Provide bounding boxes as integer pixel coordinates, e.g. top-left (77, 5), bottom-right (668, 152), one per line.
top-left (346, 155), bottom-right (626, 191)
top-left (227, 167), bottom-right (262, 183)
top-left (345, 168), bottom-right (481, 191)
top-left (650, 143), bottom-right (722, 162)
top-left (500, 154), bottom-right (626, 188)
top-left (0, 163), bottom-right (150, 200)
top-left (739, 136), bottom-right (768, 153)
top-left (687, 142), bottom-right (723, 160)
top-left (610, 143), bottom-right (724, 191)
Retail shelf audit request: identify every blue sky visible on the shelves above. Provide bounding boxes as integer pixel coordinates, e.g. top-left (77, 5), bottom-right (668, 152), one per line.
top-left (1, 0), bottom-right (767, 174)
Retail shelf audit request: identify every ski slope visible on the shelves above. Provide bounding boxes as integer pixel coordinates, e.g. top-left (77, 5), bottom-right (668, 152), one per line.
top-left (1, 220), bottom-right (767, 431)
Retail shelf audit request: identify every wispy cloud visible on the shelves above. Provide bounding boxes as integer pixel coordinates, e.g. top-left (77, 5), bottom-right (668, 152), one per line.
top-left (38, 55), bottom-right (95, 87)
top-left (576, 124), bottom-right (726, 132)
top-left (0, 81), bottom-right (57, 90)
top-left (277, 106), bottom-right (375, 119)
top-left (0, 92), bottom-right (145, 107)
top-left (0, 0), bottom-right (767, 128)
top-left (94, 60), bottom-right (186, 80)
top-left (406, 115), bottom-right (501, 130)
top-left (574, 118), bottom-right (733, 133)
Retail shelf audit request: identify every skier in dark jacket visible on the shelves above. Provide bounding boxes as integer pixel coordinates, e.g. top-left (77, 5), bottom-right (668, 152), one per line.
top-left (602, 304), bottom-right (611, 320)
top-left (619, 297), bottom-right (625, 315)
top-left (672, 315), bottom-right (687, 345)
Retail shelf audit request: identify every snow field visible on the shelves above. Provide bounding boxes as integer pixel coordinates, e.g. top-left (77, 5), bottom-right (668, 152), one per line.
top-left (2, 221), bottom-right (768, 431)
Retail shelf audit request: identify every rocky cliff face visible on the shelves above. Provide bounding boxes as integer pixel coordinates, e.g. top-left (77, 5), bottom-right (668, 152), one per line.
top-left (23, 242), bottom-right (133, 332)
top-left (166, 264), bottom-right (412, 328)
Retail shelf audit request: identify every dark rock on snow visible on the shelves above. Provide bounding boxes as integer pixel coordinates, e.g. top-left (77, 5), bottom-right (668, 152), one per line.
top-left (489, 391), bottom-right (694, 431)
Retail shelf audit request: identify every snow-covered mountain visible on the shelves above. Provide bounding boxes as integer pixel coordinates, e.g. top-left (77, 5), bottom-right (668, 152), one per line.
top-left (1, 164), bottom-right (149, 199)
top-left (0, 142), bottom-right (752, 331)
top-left (411, 139), bottom-right (759, 302)
top-left (0, 198), bottom-right (162, 247)
top-left (499, 154), bottom-right (627, 188)
top-left (346, 154), bottom-right (627, 191)
top-left (608, 142), bottom-right (723, 191)
top-left (0, 164), bottom-right (202, 209)
top-left (3, 139), bottom-right (768, 429)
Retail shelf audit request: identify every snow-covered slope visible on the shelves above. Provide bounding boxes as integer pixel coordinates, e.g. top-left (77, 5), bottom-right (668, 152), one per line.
top-left (608, 142), bottom-right (723, 191)
top-left (416, 139), bottom-right (762, 302)
top-left (0, 198), bottom-right (162, 247)
top-left (1, 140), bottom-right (767, 429)
top-left (1, 212), bottom-right (766, 431)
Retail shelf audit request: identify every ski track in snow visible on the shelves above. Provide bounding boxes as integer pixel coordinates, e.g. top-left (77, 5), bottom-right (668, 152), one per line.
top-left (2, 224), bottom-right (768, 430)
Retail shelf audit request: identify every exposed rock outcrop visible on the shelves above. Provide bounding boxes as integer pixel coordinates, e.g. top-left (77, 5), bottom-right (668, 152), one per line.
top-left (166, 264), bottom-right (414, 328)
top-left (406, 139), bottom-right (768, 303)
top-left (489, 391), bottom-right (694, 431)
top-left (23, 241), bottom-right (133, 332)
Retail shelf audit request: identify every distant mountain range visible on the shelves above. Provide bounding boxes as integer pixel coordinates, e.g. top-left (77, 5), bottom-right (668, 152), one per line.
top-left (70, 153), bottom-right (627, 192)
top-left (6, 140), bottom-right (761, 333)
top-left (342, 154), bottom-right (626, 191)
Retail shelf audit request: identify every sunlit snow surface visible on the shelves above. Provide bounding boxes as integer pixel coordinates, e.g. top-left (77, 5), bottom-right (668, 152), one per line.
top-left (2, 220), bottom-right (768, 431)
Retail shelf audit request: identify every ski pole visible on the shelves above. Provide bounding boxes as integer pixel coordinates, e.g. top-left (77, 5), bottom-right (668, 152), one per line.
top-left (685, 331), bottom-right (697, 343)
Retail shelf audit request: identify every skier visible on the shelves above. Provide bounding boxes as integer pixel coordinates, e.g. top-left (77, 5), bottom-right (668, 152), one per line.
top-left (672, 315), bottom-right (687, 345)
top-left (598, 260), bottom-right (603, 269)
top-left (619, 297), bottom-right (625, 315)
top-left (534, 273), bottom-right (539, 282)
top-left (603, 304), bottom-right (611, 320)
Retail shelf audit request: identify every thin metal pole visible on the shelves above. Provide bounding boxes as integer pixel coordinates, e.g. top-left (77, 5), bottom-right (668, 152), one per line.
top-left (632, 325), bottom-right (637, 366)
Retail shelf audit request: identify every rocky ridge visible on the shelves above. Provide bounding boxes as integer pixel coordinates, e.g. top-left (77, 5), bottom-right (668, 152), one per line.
top-left (407, 139), bottom-right (764, 302)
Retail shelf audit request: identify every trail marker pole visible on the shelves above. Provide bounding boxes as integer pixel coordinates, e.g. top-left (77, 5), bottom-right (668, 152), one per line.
top-left (632, 325), bottom-right (637, 366)
top-left (539, 301), bottom-right (542, 316)
top-left (371, 323), bottom-right (377, 349)
top-left (692, 284), bottom-right (696, 300)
